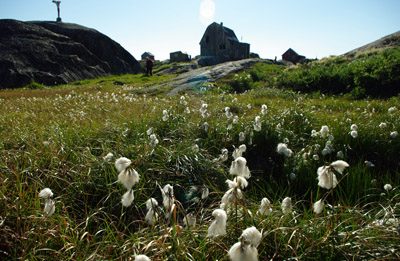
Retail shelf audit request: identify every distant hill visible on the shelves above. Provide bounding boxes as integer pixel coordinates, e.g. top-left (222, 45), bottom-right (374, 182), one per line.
top-left (343, 30), bottom-right (400, 57)
top-left (0, 19), bottom-right (142, 89)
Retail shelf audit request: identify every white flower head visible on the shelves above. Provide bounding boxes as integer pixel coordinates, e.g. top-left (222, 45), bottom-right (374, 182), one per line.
top-left (232, 144), bottom-right (246, 159)
top-left (239, 132), bottom-right (246, 142)
top-left (261, 104), bottom-right (268, 115)
top-left (379, 122), bottom-right (387, 128)
top-left (350, 130), bottom-right (358, 138)
top-left (115, 157), bottom-right (132, 172)
top-left (281, 197), bottom-right (293, 214)
top-left (201, 186), bottom-right (210, 199)
top-left (257, 197), bottom-right (272, 216)
top-left (161, 184), bottom-right (174, 209)
top-left (225, 107), bottom-right (233, 118)
top-left (313, 199), bottom-right (324, 215)
top-left (118, 168), bottom-right (140, 190)
top-left (103, 152), bottom-right (114, 162)
top-left (384, 184), bottom-right (393, 192)
top-left (121, 189), bottom-right (135, 207)
top-left (388, 106), bottom-right (397, 113)
top-left (146, 198), bottom-right (158, 210)
top-left (317, 166), bottom-right (338, 189)
top-left (228, 242), bottom-right (258, 261)
top-left (145, 200), bottom-right (159, 225)
top-left (207, 209), bottom-right (227, 238)
top-left (330, 160), bottom-right (349, 174)
top-left (277, 143), bottom-right (293, 157)
top-left (39, 188), bottom-right (53, 199)
top-left (390, 131), bottom-right (398, 138)
top-left (241, 226), bottom-right (262, 247)
top-left (320, 125), bottom-right (329, 138)
top-left (134, 255), bottom-right (151, 261)
top-left (229, 156), bottom-right (251, 178)
top-left (162, 110), bottom-right (169, 121)
top-left (351, 124), bottom-right (358, 131)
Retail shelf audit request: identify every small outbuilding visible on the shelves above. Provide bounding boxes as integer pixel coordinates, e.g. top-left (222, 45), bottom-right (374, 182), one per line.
top-left (282, 48), bottom-right (305, 64)
top-left (199, 22), bottom-right (250, 66)
top-left (141, 52), bottom-right (155, 61)
top-left (170, 51), bottom-right (191, 63)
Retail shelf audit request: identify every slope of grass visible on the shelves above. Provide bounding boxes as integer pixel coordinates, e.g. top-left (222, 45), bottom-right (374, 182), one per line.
top-left (1, 69), bottom-right (399, 259)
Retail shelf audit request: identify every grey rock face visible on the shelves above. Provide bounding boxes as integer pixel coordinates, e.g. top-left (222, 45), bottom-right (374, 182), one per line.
top-left (0, 19), bottom-right (142, 89)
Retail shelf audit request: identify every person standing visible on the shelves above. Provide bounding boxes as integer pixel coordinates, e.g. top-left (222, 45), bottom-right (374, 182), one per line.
top-left (145, 58), bottom-right (154, 76)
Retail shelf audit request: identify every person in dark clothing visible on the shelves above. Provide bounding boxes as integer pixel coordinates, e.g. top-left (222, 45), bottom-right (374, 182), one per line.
top-left (145, 58), bottom-right (154, 76)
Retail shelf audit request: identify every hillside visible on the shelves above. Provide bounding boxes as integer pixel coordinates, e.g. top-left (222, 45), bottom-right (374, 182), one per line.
top-left (0, 19), bottom-right (142, 89)
top-left (343, 29), bottom-right (400, 57)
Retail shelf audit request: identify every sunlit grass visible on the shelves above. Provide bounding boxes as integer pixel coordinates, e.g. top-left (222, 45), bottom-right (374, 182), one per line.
top-left (0, 75), bottom-right (399, 259)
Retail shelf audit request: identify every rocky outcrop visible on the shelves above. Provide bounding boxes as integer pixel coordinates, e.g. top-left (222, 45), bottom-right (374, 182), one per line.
top-left (0, 19), bottom-right (142, 89)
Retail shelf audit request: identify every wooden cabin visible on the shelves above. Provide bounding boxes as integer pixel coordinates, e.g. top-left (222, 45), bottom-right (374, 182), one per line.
top-left (282, 48), bottom-right (305, 64)
top-left (141, 52), bottom-right (155, 61)
top-left (199, 22), bottom-right (250, 66)
top-left (170, 51), bottom-right (191, 63)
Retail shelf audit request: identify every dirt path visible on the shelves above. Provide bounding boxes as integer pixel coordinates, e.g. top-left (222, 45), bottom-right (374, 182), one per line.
top-left (143, 58), bottom-right (269, 95)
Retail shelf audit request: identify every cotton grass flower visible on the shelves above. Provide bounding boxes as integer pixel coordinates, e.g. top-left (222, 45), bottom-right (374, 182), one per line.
top-left (183, 212), bottom-right (196, 228)
top-left (350, 130), bottom-right (358, 138)
top-left (115, 157), bottom-right (131, 173)
top-left (390, 131), bottom-right (398, 138)
top-left (261, 104), bottom-right (268, 115)
top-left (317, 165), bottom-right (338, 189)
top-left (121, 189), bottom-right (135, 207)
top-left (277, 143), bottom-right (293, 157)
top-left (384, 184), bottom-right (393, 192)
top-left (330, 160), bottom-right (350, 174)
top-left (254, 116), bottom-right (262, 132)
top-left (103, 152), bottom-right (114, 162)
top-left (239, 131), bottom-right (246, 142)
top-left (320, 125), bottom-right (329, 138)
top-left (207, 209), bottom-right (227, 238)
top-left (229, 156), bottom-right (251, 179)
top-left (257, 197), bottom-right (272, 216)
top-left (149, 134), bottom-right (159, 148)
top-left (145, 198), bottom-right (159, 225)
top-left (313, 199), bottom-right (324, 215)
top-left (388, 106), bottom-right (397, 113)
top-left (134, 254), bottom-right (151, 261)
top-left (161, 184), bottom-right (174, 209)
top-left (162, 110), bottom-right (169, 121)
top-left (39, 188), bottom-right (55, 216)
top-left (232, 144), bottom-right (246, 159)
top-left (228, 227), bottom-right (261, 261)
top-left (281, 197), bottom-right (292, 214)
top-left (225, 107), bottom-right (233, 118)
top-left (118, 167), bottom-right (140, 190)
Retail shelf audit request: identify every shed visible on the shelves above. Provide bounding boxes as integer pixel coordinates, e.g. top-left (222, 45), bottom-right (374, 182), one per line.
top-left (282, 48), bottom-right (305, 64)
top-left (141, 52), bottom-right (155, 61)
top-left (199, 22), bottom-right (250, 66)
top-left (170, 51), bottom-right (191, 63)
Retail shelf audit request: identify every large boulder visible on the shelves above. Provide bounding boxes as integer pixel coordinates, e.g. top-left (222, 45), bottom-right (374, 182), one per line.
top-left (0, 19), bottom-right (142, 89)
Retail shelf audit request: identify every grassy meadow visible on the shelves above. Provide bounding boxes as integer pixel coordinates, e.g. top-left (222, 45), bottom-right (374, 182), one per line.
top-left (1, 57), bottom-right (400, 260)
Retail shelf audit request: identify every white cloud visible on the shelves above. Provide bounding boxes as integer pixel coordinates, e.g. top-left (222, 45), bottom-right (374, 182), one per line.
top-left (199, 0), bottom-right (215, 25)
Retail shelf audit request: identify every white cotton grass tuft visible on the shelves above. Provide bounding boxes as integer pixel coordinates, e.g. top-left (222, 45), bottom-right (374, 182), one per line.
top-left (228, 242), bottom-right (258, 261)
top-left (390, 131), bottom-right (398, 138)
top-left (121, 189), bottom-right (135, 207)
top-left (232, 144), bottom-right (246, 159)
top-left (162, 109), bottom-right (169, 121)
top-left (207, 209), bottom-right (227, 238)
top-left (39, 188), bottom-right (53, 199)
top-left (226, 176), bottom-right (248, 190)
top-left (384, 184), bottom-right (393, 192)
top-left (281, 197), bottom-right (292, 214)
top-left (145, 198), bottom-right (159, 225)
top-left (103, 152), bottom-right (114, 162)
top-left (313, 199), bottom-right (324, 214)
top-left (277, 143), bottom-right (293, 157)
top-left (218, 148), bottom-right (229, 162)
top-left (241, 226), bottom-right (262, 247)
top-left (149, 134), bottom-right (159, 148)
top-left (317, 166), bottom-right (338, 190)
top-left (118, 168), bottom-right (140, 190)
top-left (330, 160), bottom-right (350, 174)
top-left (134, 254), bottom-right (151, 261)
top-left (351, 124), bottom-right (358, 131)
top-left (229, 156), bottom-right (251, 179)
top-left (350, 130), bottom-right (358, 138)
top-left (200, 186), bottom-right (210, 199)
top-left (261, 104), bottom-right (268, 115)
top-left (39, 188), bottom-right (55, 216)
top-left (257, 197), bottom-right (272, 216)
top-left (228, 226), bottom-right (261, 261)
top-left (115, 157), bottom-right (132, 172)
top-left (161, 184), bottom-right (174, 209)
top-left (320, 125), bottom-right (329, 138)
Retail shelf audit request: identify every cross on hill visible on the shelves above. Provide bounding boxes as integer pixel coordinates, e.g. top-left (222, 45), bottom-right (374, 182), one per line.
top-left (52, 1), bottom-right (62, 22)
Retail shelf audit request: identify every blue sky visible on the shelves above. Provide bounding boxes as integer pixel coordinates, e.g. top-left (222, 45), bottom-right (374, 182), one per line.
top-left (1, 0), bottom-right (399, 61)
